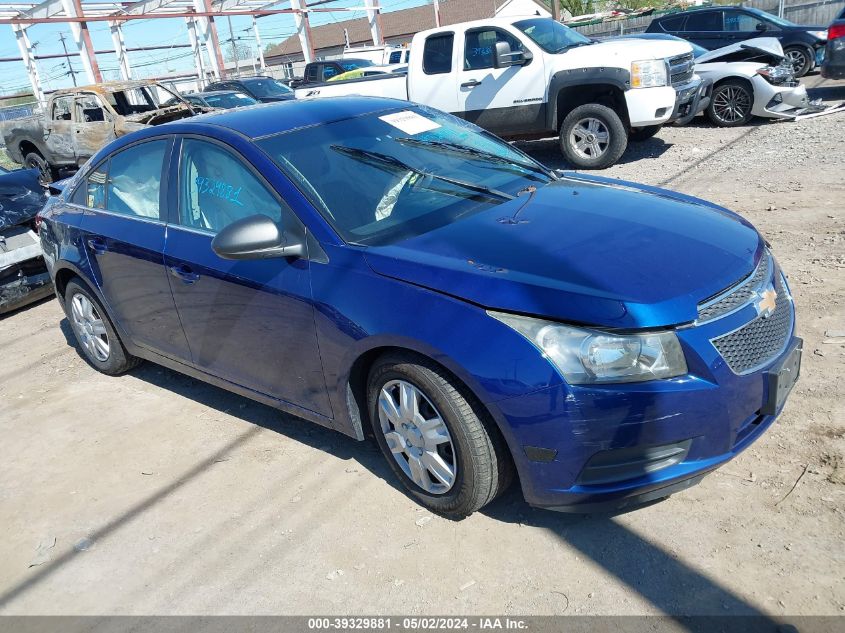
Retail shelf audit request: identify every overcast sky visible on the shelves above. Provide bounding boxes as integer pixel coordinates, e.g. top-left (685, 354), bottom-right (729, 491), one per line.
top-left (0, 0), bottom-right (428, 96)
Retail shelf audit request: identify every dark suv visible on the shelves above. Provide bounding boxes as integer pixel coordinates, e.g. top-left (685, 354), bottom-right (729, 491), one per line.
top-left (647, 6), bottom-right (828, 76)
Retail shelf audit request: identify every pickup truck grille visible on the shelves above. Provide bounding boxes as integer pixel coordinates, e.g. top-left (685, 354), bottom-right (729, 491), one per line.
top-left (668, 52), bottom-right (695, 87)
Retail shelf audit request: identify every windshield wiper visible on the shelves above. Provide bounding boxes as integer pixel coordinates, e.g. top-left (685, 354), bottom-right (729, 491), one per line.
top-left (554, 41), bottom-right (594, 53)
top-left (330, 145), bottom-right (515, 201)
top-left (394, 137), bottom-right (554, 181)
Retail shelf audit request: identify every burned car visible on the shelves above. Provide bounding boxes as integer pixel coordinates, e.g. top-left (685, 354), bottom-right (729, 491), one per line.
top-left (0, 166), bottom-right (50, 315)
top-left (1, 80), bottom-right (210, 182)
top-left (616, 34), bottom-right (825, 126)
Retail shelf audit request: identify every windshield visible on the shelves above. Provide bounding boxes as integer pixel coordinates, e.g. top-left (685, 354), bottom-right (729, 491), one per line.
top-left (257, 106), bottom-right (553, 246)
top-left (242, 78), bottom-right (293, 98)
top-left (205, 92), bottom-right (257, 108)
top-left (514, 18), bottom-right (592, 53)
top-left (340, 59), bottom-right (374, 71)
top-left (691, 42), bottom-right (708, 58)
top-left (747, 7), bottom-right (794, 28)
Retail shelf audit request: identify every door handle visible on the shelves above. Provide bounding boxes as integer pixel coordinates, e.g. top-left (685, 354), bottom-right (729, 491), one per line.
top-left (460, 79), bottom-right (482, 88)
top-left (169, 263), bottom-right (200, 284)
top-left (86, 237), bottom-right (107, 255)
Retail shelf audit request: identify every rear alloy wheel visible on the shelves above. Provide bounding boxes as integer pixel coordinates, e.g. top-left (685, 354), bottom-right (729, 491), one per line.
top-left (707, 80), bottom-right (754, 127)
top-left (367, 352), bottom-right (512, 518)
top-left (65, 279), bottom-right (141, 375)
top-left (784, 46), bottom-right (812, 78)
top-left (559, 103), bottom-right (628, 169)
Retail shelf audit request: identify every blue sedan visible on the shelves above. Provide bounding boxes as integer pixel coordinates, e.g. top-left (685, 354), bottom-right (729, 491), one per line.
top-left (38, 98), bottom-right (801, 517)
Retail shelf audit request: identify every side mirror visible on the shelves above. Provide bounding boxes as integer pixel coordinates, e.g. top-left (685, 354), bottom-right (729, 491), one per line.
top-left (211, 214), bottom-right (305, 260)
top-left (755, 22), bottom-right (768, 31)
top-left (494, 41), bottom-right (530, 68)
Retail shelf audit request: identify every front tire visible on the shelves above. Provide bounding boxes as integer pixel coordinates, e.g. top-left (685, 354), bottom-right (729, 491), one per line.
top-left (784, 46), bottom-right (812, 78)
top-left (367, 353), bottom-right (512, 518)
top-left (65, 279), bottom-right (141, 375)
top-left (706, 80), bottom-right (754, 127)
top-left (559, 103), bottom-right (628, 169)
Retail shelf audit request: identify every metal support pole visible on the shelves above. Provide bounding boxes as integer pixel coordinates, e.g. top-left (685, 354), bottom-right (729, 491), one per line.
top-left (365, 0), bottom-right (383, 46)
top-left (290, 0), bottom-right (315, 63)
top-left (109, 21), bottom-right (131, 80)
top-left (252, 15), bottom-right (266, 72)
top-left (778, 0), bottom-right (785, 19)
top-left (227, 14), bottom-right (240, 76)
top-left (186, 16), bottom-right (206, 89)
top-left (551, 0), bottom-right (561, 22)
top-left (192, 0), bottom-right (222, 78)
top-left (60, 0), bottom-right (102, 83)
top-left (433, 0), bottom-right (440, 28)
top-left (11, 24), bottom-right (44, 104)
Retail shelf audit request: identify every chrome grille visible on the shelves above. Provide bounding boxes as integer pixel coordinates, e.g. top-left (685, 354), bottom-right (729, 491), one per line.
top-left (668, 52), bottom-right (695, 87)
top-left (698, 253), bottom-right (772, 323)
top-left (711, 274), bottom-right (793, 375)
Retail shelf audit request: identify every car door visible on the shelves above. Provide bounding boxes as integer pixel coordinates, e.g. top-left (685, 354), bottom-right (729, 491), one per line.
top-left (73, 94), bottom-right (115, 165)
top-left (723, 10), bottom-right (774, 45)
top-left (455, 26), bottom-right (545, 136)
top-left (43, 96), bottom-right (75, 165)
top-left (412, 32), bottom-right (461, 113)
top-left (683, 10), bottom-right (726, 49)
top-left (163, 136), bottom-right (332, 417)
top-left (73, 137), bottom-right (192, 360)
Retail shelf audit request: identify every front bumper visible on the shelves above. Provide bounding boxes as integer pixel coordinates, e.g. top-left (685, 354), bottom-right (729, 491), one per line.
top-left (669, 77), bottom-right (712, 125)
top-left (490, 268), bottom-right (799, 513)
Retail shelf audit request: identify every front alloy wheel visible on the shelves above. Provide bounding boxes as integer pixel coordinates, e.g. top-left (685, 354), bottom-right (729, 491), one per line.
top-left (707, 81), bottom-right (753, 127)
top-left (569, 117), bottom-right (610, 161)
top-left (378, 380), bottom-right (457, 494)
top-left (559, 103), bottom-right (628, 169)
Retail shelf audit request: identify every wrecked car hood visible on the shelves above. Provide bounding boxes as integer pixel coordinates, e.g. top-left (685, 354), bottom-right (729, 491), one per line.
top-left (696, 37), bottom-right (785, 64)
top-left (0, 168), bottom-right (48, 231)
top-left (122, 103), bottom-right (211, 128)
top-left (364, 176), bottom-right (763, 330)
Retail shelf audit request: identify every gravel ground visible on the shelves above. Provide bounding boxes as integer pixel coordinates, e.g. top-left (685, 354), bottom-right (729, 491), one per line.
top-left (0, 76), bottom-right (843, 617)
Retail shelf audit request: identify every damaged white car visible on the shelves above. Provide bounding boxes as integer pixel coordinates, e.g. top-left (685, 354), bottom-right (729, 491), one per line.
top-left (616, 34), bottom-right (824, 126)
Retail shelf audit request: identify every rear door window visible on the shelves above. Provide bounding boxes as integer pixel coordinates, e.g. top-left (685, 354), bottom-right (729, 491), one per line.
top-left (686, 10), bottom-right (723, 31)
top-left (659, 15), bottom-right (687, 32)
top-left (176, 138), bottom-right (283, 233)
top-left (75, 95), bottom-right (107, 122)
top-left (423, 33), bottom-right (454, 74)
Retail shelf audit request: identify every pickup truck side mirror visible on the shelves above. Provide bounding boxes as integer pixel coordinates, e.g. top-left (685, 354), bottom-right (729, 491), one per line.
top-left (494, 41), bottom-right (531, 68)
top-left (212, 214), bottom-right (306, 260)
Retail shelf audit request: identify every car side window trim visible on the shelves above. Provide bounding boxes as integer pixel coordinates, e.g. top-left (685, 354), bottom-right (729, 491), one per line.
top-left (170, 134), bottom-right (304, 238)
top-left (66, 136), bottom-right (173, 225)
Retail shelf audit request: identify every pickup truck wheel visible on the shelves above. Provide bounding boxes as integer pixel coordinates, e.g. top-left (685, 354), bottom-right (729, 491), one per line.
top-left (23, 152), bottom-right (57, 184)
top-left (706, 80), bottom-right (753, 127)
top-left (784, 46), bottom-right (812, 78)
top-left (628, 125), bottom-right (662, 142)
top-left (367, 352), bottom-right (512, 518)
top-left (560, 104), bottom-right (627, 169)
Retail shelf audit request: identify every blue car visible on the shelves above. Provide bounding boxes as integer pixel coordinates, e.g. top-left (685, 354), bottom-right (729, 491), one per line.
top-left (38, 98), bottom-right (801, 517)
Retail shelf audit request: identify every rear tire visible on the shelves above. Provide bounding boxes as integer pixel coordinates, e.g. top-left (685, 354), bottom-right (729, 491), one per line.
top-left (706, 80), bottom-right (754, 127)
top-left (559, 103), bottom-right (628, 169)
top-left (367, 352), bottom-right (512, 518)
top-left (64, 279), bottom-right (141, 375)
top-left (784, 46), bottom-right (812, 78)
top-left (23, 151), bottom-right (57, 184)
top-left (628, 125), bottom-right (662, 142)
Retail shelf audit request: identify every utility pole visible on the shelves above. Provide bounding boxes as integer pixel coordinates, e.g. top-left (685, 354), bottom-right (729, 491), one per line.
top-left (58, 32), bottom-right (77, 86)
top-left (551, 0), bottom-right (561, 22)
top-left (433, 0), bottom-right (441, 27)
top-left (227, 15), bottom-right (240, 76)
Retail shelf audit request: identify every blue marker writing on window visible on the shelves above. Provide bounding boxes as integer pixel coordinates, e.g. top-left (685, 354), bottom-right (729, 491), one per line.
top-left (196, 176), bottom-right (244, 206)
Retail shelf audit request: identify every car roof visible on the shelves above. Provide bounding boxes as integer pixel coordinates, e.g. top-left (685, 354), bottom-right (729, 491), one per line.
top-left (158, 96), bottom-right (404, 139)
top-left (659, 5), bottom-right (748, 16)
top-left (194, 90), bottom-right (245, 97)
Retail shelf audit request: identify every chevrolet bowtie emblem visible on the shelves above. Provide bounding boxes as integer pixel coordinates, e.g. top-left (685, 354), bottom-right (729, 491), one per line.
top-left (755, 285), bottom-right (778, 319)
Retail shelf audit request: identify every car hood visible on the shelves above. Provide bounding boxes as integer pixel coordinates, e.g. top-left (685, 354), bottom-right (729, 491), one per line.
top-left (560, 39), bottom-right (692, 67)
top-left (696, 37), bottom-right (785, 63)
top-left (363, 175), bottom-right (763, 329)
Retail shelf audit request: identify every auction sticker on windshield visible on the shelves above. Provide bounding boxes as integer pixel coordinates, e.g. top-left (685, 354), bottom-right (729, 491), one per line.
top-left (379, 111), bottom-right (441, 135)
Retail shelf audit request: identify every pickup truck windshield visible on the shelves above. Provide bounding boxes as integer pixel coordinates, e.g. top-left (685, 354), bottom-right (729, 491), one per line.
top-left (514, 18), bottom-right (592, 53)
top-left (257, 107), bottom-right (553, 246)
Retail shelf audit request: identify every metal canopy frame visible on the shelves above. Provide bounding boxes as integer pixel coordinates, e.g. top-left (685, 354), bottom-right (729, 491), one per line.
top-left (0, 0), bottom-right (384, 103)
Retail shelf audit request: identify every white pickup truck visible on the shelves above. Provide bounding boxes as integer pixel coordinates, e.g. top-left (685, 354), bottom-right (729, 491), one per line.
top-left (296, 17), bottom-right (711, 168)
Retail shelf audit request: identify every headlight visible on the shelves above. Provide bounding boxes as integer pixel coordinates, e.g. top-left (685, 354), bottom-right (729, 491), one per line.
top-left (489, 312), bottom-right (687, 385)
top-left (631, 59), bottom-right (668, 88)
top-left (808, 30), bottom-right (827, 40)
